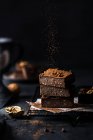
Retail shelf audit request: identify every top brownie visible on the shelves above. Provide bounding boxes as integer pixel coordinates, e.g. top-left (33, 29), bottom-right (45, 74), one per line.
top-left (39, 68), bottom-right (75, 88)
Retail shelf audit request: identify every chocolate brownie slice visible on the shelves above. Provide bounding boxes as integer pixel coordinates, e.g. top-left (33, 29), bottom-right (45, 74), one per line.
top-left (40, 84), bottom-right (74, 97)
top-left (41, 97), bottom-right (74, 108)
top-left (39, 68), bottom-right (75, 88)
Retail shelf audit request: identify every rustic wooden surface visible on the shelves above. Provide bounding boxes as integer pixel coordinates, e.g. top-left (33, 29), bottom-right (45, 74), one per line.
top-left (1, 84), bottom-right (93, 140)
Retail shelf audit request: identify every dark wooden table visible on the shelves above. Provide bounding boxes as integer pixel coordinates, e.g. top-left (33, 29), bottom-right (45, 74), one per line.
top-left (1, 83), bottom-right (93, 140)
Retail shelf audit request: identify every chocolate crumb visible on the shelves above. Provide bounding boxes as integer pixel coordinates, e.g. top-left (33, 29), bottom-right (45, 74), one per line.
top-left (44, 128), bottom-right (50, 133)
top-left (61, 128), bottom-right (67, 133)
top-left (44, 128), bottom-right (55, 133)
top-left (50, 130), bottom-right (55, 133)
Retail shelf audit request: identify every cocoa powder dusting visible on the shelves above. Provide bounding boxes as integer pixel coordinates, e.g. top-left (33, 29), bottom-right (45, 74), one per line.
top-left (43, 68), bottom-right (72, 78)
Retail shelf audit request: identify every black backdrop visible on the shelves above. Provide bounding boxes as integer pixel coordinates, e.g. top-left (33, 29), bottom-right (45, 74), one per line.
top-left (0, 0), bottom-right (93, 85)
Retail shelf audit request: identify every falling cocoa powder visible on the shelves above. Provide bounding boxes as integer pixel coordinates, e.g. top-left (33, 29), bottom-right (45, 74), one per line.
top-left (47, 16), bottom-right (61, 67)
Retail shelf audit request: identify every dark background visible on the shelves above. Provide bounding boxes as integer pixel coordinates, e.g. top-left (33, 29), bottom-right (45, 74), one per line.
top-left (0, 0), bottom-right (93, 85)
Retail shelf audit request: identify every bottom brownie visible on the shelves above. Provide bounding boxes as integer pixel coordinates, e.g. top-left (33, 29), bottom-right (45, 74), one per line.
top-left (41, 97), bottom-right (74, 108)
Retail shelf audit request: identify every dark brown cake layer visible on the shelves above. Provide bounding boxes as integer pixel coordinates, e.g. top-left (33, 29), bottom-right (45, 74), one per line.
top-left (40, 84), bottom-right (72, 97)
top-left (41, 97), bottom-right (74, 108)
top-left (39, 71), bottom-right (75, 88)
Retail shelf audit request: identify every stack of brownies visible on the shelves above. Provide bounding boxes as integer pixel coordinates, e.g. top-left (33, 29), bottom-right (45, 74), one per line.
top-left (39, 68), bottom-right (75, 108)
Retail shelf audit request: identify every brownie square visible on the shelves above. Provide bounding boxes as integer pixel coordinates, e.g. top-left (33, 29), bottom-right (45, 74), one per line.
top-left (39, 68), bottom-right (75, 88)
top-left (40, 84), bottom-right (74, 97)
top-left (41, 97), bottom-right (74, 108)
